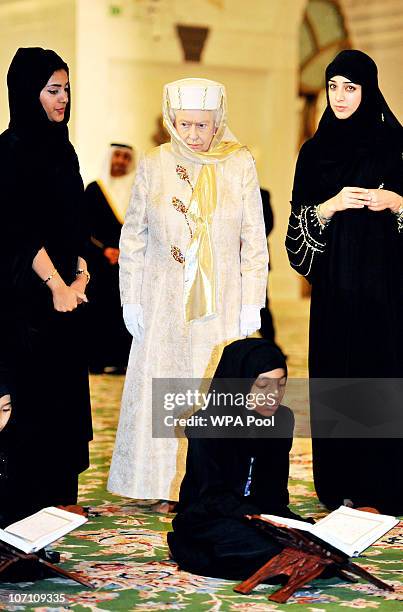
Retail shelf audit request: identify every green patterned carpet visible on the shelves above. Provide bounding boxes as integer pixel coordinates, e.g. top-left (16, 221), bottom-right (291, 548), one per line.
top-left (1, 300), bottom-right (402, 611)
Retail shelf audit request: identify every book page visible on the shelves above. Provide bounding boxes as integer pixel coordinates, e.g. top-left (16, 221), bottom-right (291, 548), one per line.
top-left (5, 509), bottom-right (72, 543)
top-left (315, 513), bottom-right (384, 546)
top-left (312, 506), bottom-right (398, 555)
top-left (260, 514), bottom-right (314, 533)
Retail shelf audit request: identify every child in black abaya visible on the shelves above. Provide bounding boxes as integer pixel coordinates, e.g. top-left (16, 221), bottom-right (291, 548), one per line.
top-left (168, 338), bottom-right (302, 581)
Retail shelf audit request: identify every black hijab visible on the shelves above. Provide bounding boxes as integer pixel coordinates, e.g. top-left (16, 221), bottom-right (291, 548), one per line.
top-left (318, 50), bottom-right (400, 148)
top-left (292, 49), bottom-right (402, 205)
top-left (7, 47), bottom-right (71, 150)
top-left (1, 47), bottom-right (85, 306)
top-left (187, 339), bottom-right (288, 440)
top-left (213, 338), bottom-right (287, 380)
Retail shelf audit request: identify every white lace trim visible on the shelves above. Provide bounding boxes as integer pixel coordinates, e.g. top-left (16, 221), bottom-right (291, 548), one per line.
top-left (286, 207), bottom-right (327, 277)
top-left (393, 208), bottom-right (403, 233)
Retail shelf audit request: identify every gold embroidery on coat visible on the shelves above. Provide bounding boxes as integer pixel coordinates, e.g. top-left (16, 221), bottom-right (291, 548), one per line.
top-left (176, 164), bottom-right (193, 189)
top-left (172, 196), bottom-right (193, 238)
top-left (171, 165), bottom-right (194, 263)
top-left (171, 245), bottom-right (185, 264)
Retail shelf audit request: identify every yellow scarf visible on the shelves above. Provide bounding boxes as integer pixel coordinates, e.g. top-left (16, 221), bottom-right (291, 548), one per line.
top-left (184, 141), bottom-right (244, 322)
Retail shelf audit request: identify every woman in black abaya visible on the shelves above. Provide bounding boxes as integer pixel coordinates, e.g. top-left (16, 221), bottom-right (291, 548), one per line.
top-left (0, 48), bottom-right (92, 525)
top-left (168, 338), bottom-right (303, 581)
top-left (286, 50), bottom-right (402, 514)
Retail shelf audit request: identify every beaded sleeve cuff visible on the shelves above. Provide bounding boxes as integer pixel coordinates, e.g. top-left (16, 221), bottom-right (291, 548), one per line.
top-left (286, 206), bottom-right (329, 278)
top-left (392, 205), bottom-right (403, 232)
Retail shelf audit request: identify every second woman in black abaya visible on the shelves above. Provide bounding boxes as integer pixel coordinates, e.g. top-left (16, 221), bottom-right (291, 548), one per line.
top-left (168, 339), bottom-right (302, 581)
top-left (286, 50), bottom-right (403, 514)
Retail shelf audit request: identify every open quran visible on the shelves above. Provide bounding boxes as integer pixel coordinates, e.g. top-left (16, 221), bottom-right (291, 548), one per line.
top-left (261, 505), bottom-right (398, 557)
top-left (233, 506), bottom-right (399, 603)
top-left (0, 507), bottom-right (87, 554)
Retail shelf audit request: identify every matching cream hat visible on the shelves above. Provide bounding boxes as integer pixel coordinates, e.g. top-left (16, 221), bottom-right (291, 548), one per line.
top-left (165, 78), bottom-right (224, 111)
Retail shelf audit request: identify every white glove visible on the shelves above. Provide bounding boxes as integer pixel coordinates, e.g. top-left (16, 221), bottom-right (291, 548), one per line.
top-left (240, 304), bottom-right (261, 337)
top-left (123, 304), bottom-right (144, 341)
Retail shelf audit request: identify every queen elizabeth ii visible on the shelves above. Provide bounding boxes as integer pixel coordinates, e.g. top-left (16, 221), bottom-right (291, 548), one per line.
top-left (107, 78), bottom-right (268, 507)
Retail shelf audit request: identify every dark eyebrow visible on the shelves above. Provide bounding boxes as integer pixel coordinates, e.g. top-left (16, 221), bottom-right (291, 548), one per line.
top-left (48, 82), bottom-right (69, 87)
top-left (329, 79), bottom-right (355, 84)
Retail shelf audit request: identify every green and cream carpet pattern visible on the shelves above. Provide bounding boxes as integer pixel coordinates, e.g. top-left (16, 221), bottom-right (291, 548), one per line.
top-left (1, 300), bottom-right (402, 611)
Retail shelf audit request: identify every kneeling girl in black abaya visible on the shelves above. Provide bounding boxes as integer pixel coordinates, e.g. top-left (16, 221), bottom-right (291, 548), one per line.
top-left (168, 338), bottom-right (302, 581)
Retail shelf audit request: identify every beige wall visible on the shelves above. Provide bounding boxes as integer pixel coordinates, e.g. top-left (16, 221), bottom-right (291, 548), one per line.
top-left (341, 0), bottom-right (403, 122)
top-left (74, 0), bottom-right (306, 299)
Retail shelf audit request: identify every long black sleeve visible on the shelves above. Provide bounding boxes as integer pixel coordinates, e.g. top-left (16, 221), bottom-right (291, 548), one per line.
top-left (0, 133), bottom-right (44, 263)
top-left (286, 143), bottom-right (333, 283)
top-left (177, 435), bottom-right (261, 519)
top-left (248, 405), bottom-right (294, 514)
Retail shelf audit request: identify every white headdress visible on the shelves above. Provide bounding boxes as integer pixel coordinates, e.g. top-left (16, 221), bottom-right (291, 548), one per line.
top-left (98, 143), bottom-right (136, 223)
top-left (165, 78), bottom-right (223, 111)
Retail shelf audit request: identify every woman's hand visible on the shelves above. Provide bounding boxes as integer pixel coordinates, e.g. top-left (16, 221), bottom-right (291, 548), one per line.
top-left (69, 276), bottom-right (89, 305)
top-left (104, 247), bottom-right (119, 265)
top-left (240, 305), bottom-right (261, 337)
top-left (366, 189), bottom-right (403, 213)
top-left (321, 187), bottom-right (372, 218)
top-left (123, 304), bottom-right (144, 341)
top-left (47, 275), bottom-right (82, 312)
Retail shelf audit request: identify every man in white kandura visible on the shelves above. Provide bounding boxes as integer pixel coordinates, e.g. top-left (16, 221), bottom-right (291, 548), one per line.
top-left (107, 78), bottom-right (269, 509)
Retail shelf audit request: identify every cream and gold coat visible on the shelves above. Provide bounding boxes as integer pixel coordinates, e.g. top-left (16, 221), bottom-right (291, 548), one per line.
top-left (107, 142), bottom-right (268, 500)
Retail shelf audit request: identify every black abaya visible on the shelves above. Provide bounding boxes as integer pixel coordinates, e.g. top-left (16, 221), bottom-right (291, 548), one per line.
top-left (286, 50), bottom-right (403, 514)
top-left (168, 339), bottom-right (301, 580)
top-left (0, 48), bottom-right (92, 525)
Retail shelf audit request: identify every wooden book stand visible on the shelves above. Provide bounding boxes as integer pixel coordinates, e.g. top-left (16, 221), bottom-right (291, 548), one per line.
top-left (233, 515), bottom-right (394, 604)
top-left (0, 541), bottom-right (93, 588)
